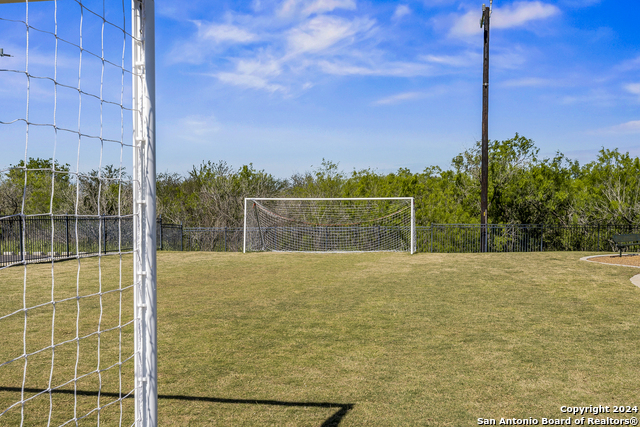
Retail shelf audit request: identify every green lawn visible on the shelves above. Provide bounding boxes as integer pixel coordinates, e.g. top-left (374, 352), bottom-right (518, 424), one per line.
top-left (2, 251), bottom-right (640, 426)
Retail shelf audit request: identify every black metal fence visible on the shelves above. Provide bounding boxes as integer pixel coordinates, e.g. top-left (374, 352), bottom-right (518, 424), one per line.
top-left (0, 214), bottom-right (135, 267)
top-left (0, 215), bottom-right (184, 268)
top-left (182, 227), bottom-right (243, 252)
top-left (419, 224), bottom-right (640, 253)
top-left (179, 224), bottom-right (640, 254)
top-left (3, 217), bottom-right (638, 267)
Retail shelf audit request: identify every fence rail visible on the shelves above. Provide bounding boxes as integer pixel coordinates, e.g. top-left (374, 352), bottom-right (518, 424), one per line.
top-left (418, 224), bottom-right (640, 253)
top-left (3, 217), bottom-right (638, 267)
top-left (177, 224), bottom-right (639, 254)
top-left (0, 215), bottom-right (178, 268)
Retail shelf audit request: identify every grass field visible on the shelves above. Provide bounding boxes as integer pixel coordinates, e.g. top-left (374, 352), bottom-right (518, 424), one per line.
top-left (1, 251), bottom-right (640, 426)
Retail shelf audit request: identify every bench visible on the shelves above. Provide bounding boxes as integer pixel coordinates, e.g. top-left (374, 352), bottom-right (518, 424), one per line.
top-left (610, 233), bottom-right (640, 257)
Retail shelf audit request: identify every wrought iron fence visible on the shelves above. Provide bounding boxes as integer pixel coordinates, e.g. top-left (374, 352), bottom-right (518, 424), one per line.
top-left (0, 214), bottom-right (135, 267)
top-left (183, 227), bottom-right (243, 252)
top-left (418, 224), bottom-right (640, 253)
top-left (181, 224), bottom-right (640, 254)
top-left (3, 217), bottom-right (637, 267)
top-left (1, 215), bottom-right (183, 268)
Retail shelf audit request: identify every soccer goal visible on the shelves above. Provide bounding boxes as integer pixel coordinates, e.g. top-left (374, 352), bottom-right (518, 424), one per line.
top-left (243, 197), bottom-right (416, 254)
top-left (0, 0), bottom-right (157, 425)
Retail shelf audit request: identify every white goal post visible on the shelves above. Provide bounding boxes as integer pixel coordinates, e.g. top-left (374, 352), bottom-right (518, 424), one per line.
top-left (243, 197), bottom-right (416, 254)
top-left (0, 0), bottom-right (157, 425)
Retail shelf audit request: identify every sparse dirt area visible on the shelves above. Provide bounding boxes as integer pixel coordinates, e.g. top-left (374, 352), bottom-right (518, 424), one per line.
top-left (587, 253), bottom-right (640, 267)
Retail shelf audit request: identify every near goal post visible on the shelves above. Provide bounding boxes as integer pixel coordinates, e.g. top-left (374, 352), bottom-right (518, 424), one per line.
top-left (0, 0), bottom-right (157, 425)
top-left (243, 198), bottom-right (416, 254)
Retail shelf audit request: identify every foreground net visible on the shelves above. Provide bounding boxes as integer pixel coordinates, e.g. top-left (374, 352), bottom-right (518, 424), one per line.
top-left (0, 0), bottom-right (156, 425)
top-left (243, 198), bottom-right (415, 253)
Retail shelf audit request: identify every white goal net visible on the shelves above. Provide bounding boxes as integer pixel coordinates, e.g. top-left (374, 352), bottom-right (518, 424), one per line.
top-left (243, 198), bottom-right (416, 253)
top-left (0, 0), bottom-right (156, 425)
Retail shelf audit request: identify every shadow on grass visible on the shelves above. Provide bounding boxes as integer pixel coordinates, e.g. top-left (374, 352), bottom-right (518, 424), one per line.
top-left (0, 387), bottom-right (354, 427)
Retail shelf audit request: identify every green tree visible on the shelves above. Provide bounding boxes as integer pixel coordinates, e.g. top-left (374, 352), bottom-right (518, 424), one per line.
top-left (183, 161), bottom-right (286, 227)
top-left (580, 148), bottom-right (640, 225)
top-left (1, 158), bottom-right (73, 215)
top-left (286, 159), bottom-right (345, 197)
top-left (78, 165), bottom-right (132, 216)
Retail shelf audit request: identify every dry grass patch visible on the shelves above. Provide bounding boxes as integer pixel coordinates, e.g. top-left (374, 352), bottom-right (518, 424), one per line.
top-left (0, 256), bottom-right (135, 426)
top-left (586, 253), bottom-right (640, 267)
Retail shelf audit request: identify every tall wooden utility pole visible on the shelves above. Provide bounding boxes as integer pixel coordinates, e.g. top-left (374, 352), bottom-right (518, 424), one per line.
top-left (480, 1), bottom-right (491, 253)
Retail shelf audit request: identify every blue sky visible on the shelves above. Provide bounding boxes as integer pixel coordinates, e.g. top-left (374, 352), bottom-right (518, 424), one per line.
top-left (1, 0), bottom-right (639, 178)
top-left (154, 0), bottom-right (640, 177)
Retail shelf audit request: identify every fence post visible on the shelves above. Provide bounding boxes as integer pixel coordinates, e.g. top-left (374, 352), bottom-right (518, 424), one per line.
top-left (158, 216), bottom-right (163, 251)
top-left (430, 225), bottom-right (433, 253)
top-left (180, 222), bottom-right (183, 251)
top-left (224, 227), bottom-right (227, 252)
top-left (66, 215), bottom-right (70, 256)
top-left (597, 224), bottom-right (600, 252)
top-left (104, 217), bottom-right (108, 254)
top-left (20, 215), bottom-right (25, 263)
top-left (540, 225), bottom-right (543, 252)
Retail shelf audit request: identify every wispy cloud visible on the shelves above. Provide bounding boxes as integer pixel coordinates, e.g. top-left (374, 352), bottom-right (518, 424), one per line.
top-left (196, 22), bottom-right (259, 44)
top-left (596, 120), bottom-right (640, 135)
top-left (373, 91), bottom-right (424, 105)
top-left (318, 59), bottom-right (432, 77)
top-left (616, 55), bottom-right (640, 72)
top-left (215, 55), bottom-right (287, 93)
top-left (494, 1), bottom-right (560, 28)
top-left (502, 77), bottom-right (557, 87)
top-left (166, 0), bottom-right (561, 94)
top-left (278, 0), bottom-right (356, 18)
top-left (421, 51), bottom-right (480, 67)
top-left (392, 5), bottom-right (411, 21)
top-left (168, 21), bottom-right (262, 65)
top-left (286, 15), bottom-right (375, 55)
top-left (449, 1), bottom-right (560, 38)
top-left (624, 83), bottom-right (640, 98)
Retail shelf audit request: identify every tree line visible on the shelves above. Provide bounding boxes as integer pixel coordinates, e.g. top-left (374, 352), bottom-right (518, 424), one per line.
top-left (2, 134), bottom-right (639, 227)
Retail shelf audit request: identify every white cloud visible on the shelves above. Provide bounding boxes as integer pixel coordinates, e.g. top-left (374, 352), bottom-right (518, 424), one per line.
top-left (502, 77), bottom-right (559, 87)
top-left (169, 21), bottom-right (261, 64)
top-left (625, 83), bottom-right (640, 97)
top-left (278, 0), bottom-right (356, 18)
top-left (318, 60), bottom-right (432, 77)
top-left (493, 1), bottom-right (560, 28)
top-left (167, 0), bottom-right (513, 94)
top-left (214, 54), bottom-right (286, 93)
top-left (236, 57), bottom-right (283, 77)
top-left (303, 0), bottom-right (357, 16)
top-left (449, 1), bottom-right (560, 38)
top-left (448, 10), bottom-right (483, 38)
top-left (392, 5), bottom-right (411, 21)
top-left (597, 120), bottom-right (640, 135)
top-left (374, 91), bottom-right (424, 105)
top-left (197, 22), bottom-right (258, 44)
top-left (286, 15), bottom-right (375, 55)
top-left (617, 55), bottom-right (640, 72)
top-left (422, 51), bottom-right (480, 67)
top-left (216, 71), bottom-right (286, 92)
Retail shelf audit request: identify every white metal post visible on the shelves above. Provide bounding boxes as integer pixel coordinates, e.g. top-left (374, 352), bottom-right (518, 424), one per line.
top-left (132, 0), bottom-right (157, 426)
top-left (243, 198), bottom-right (248, 253)
top-left (410, 197), bottom-right (415, 254)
